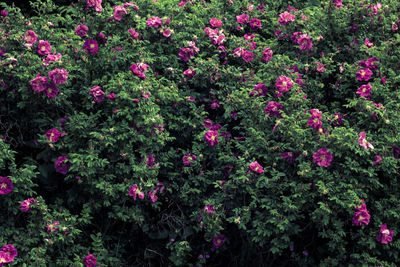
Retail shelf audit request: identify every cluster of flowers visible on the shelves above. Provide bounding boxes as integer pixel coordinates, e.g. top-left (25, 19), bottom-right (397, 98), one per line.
top-left (129, 182), bottom-right (164, 203)
top-left (236, 13), bottom-right (262, 30)
top-left (0, 244), bottom-right (17, 265)
top-left (130, 62), bottom-right (150, 80)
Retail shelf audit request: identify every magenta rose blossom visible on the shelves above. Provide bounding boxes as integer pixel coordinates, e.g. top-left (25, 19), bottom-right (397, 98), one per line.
top-left (356, 68), bottom-right (373, 81)
top-left (262, 47), bottom-right (273, 62)
top-left (275, 76), bottom-right (293, 96)
top-left (297, 34), bottom-right (313, 50)
top-left (278, 11), bottom-right (295, 25)
top-left (307, 109), bottom-right (323, 129)
top-left (129, 184), bottom-right (145, 200)
top-left (20, 198), bottom-right (35, 212)
top-left (147, 16), bottom-right (162, 28)
top-left (44, 83), bottom-right (58, 98)
top-left (210, 18), bottom-right (222, 28)
top-left (183, 68), bottom-right (196, 78)
top-left (0, 176), bottom-right (13, 195)
top-left (54, 156), bottom-right (72, 175)
top-left (236, 14), bottom-right (249, 24)
top-left (249, 83), bottom-right (267, 97)
top-left (128, 28), bottom-right (139, 40)
top-left (130, 63), bottom-right (149, 80)
top-left (23, 30), bottom-right (38, 47)
top-left (37, 40), bottom-right (52, 55)
top-left (204, 130), bottom-right (219, 146)
top-left (46, 128), bottom-right (61, 142)
top-left (30, 75), bottom-right (48, 93)
top-left (83, 39), bottom-right (99, 54)
top-left (313, 147), bottom-right (333, 167)
top-left (48, 68), bottom-right (68, 85)
top-left (249, 161), bottom-right (264, 173)
top-left (212, 234), bottom-right (226, 249)
top-left (113, 5), bottom-right (127, 21)
top-left (358, 131), bottom-right (374, 149)
top-left (356, 83), bottom-right (372, 99)
top-left (264, 101), bottom-right (283, 117)
top-left (0, 244), bottom-right (17, 264)
top-left (89, 86), bottom-right (105, 103)
top-left (178, 48), bottom-right (194, 62)
top-left (163, 29), bottom-right (172, 37)
top-left (249, 18), bottom-right (261, 30)
top-left (83, 254), bottom-right (97, 267)
top-left (377, 224), bottom-right (394, 244)
top-left (75, 24), bottom-right (89, 37)
top-left (352, 209), bottom-right (370, 226)
top-left (182, 153), bottom-right (197, 166)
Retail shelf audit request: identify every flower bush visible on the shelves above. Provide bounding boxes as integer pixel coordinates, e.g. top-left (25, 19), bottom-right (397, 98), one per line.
top-left (1, 0), bottom-right (400, 266)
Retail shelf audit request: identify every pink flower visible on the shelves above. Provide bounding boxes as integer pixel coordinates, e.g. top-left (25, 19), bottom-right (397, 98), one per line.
top-left (83, 254), bottom-right (96, 267)
top-left (84, 39), bottom-right (99, 54)
top-left (113, 5), bottom-right (127, 21)
top-left (46, 220), bottom-right (60, 233)
top-left (204, 130), bottom-right (219, 146)
top-left (249, 18), bottom-right (261, 30)
top-left (364, 38), bottom-right (373, 48)
top-left (129, 184), bottom-right (145, 200)
top-left (178, 48), bottom-right (194, 62)
top-left (48, 68), bottom-right (68, 85)
top-left (163, 29), bottom-right (172, 37)
top-left (262, 47), bottom-right (273, 62)
top-left (377, 224), bottom-right (394, 244)
top-left (313, 147), bottom-right (334, 167)
top-left (107, 93), bottom-right (116, 100)
top-left (0, 177), bottom-right (13, 195)
top-left (23, 30), bottom-right (38, 46)
top-left (183, 68), bottom-right (196, 78)
top-left (89, 86), bottom-right (105, 103)
top-left (37, 40), bottom-right (52, 55)
top-left (130, 63), bottom-right (147, 80)
top-left (307, 109), bottom-right (323, 129)
top-left (20, 198), bottom-right (35, 212)
top-left (358, 131), bottom-right (374, 149)
top-left (147, 17), bottom-right (162, 28)
top-left (44, 83), bottom-right (58, 98)
top-left (249, 161), bottom-right (264, 173)
top-left (128, 28), bottom-right (139, 40)
top-left (315, 62), bottom-right (325, 72)
top-left (334, 0), bottom-right (343, 8)
top-left (148, 190), bottom-right (158, 203)
top-left (356, 83), bottom-right (372, 99)
top-left (352, 207), bottom-right (370, 226)
top-left (356, 68), bottom-right (373, 81)
top-left (0, 244), bottom-right (17, 264)
top-left (182, 153), bottom-right (197, 166)
top-left (212, 234), bottom-right (226, 249)
top-left (146, 154), bottom-right (155, 167)
top-left (46, 128), bottom-right (61, 142)
top-left (278, 11), bottom-right (295, 25)
top-left (210, 18), bottom-right (222, 28)
top-left (54, 156), bottom-right (72, 175)
top-left (249, 83), bottom-right (267, 97)
top-left (75, 24), bottom-right (88, 37)
top-left (297, 34), bottom-right (313, 50)
top-left (275, 76), bottom-right (293, 96)
top-left (373, 155), bottom-right (382, 165)
top-left (30, 75), bottom-right (48, 93)
top-left (242, 50), bottom-right (253, 62)
top-left (366, 57), bottom-right (379, 70)
top-left (264, 101), bottom-right (283, 117)
top-left (236, 14), bottom-right (249, 24)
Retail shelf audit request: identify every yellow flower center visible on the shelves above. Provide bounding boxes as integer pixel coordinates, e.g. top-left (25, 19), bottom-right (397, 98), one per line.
top-left (211, 135), bottom-right (215, 141)
top-left (361, 71), bottom-right (366, 76)
top-left (282, 82), bottom-right (287, 87)
top-left (41, 46), bottom-right (46, 51)
top-left (90, 44), bottom-right (95, 48)
top-left (188, 156), bottom-right (192, 161)
top-left (320, 155), bottom-right (326, 160)
top-left (27, 36), bottom-right (31, 40)
top-left (359, 215), bottom-right (363, 220)
top-left (1, 183), bottom-right (6, 189)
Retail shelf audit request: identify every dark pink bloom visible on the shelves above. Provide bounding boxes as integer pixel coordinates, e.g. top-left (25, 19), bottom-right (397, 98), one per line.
top-left (249, 18), bottom-right (261, 30)
top-left (37, 40), bottom-right (52, 55)
top-left (113, 5), bottom-right (127, 21)
top-left (366, 57), bottom-right (379, 70)
top-left (130, 63), bottom-right (147, 80)
top-left (178, 48), bottom-right (194, 62)
top-left (0, 177), bottom-right (13, 195)
top-left (236, 14), bottom-right (249, 24)
top-left (242, 50), bottom-right (253, 62)
top-left (377, 224), bottom-right (394, 244)
top-left (297, 34), bottom-right (313, 50)
top-left (83, 254), bottom-right (97, 267)
top-left (373, 155), bottom-right (382, 165)
top-left (275, 76), bottom-right (293, 96)
top-left (212, 234), bottom-right (226, 249)
top-left (54, 156), bottom-right (71, 175)
top-left (249, 83), bottom-right (267, 97)
top-left (356, 68), bottom-right (373, 81)
top-left (84, 39), bottom-right (99, 54)
top-left (128, 28), bottom-right (139, 40)
top-left (334, 0), bottom-right (343, 8)
top-left (0, 244), bottom-right (17, 264)
top-left (20, 198), bottom-right (35, 212)
top-left (210, 18), bottom-right (222, 28)
top-left (278, 11), bottom-right (295, 25)
top-left (358, 131), bottom-right (374, 149)
top-left (282, 152), bottom-right (299, 164)
top-left (211, 99), bottom-right (219, 109)
top-left (330, 113), bottom-right (343, 127)
top-left (43, 53), bottom-right (62, 67)
top-left (23, 30), bottom-right (38, 47)
top-left (291, 32), bottom-right (303, 43)
top-left (90, 85), bottom-right (105, 102)
top-left (1, 10), bottom-right (8, 17)
top-left (364, 38), bottom-right (373, 48)
top-left (204, 130), bottom-right (219, 146)
top-left (46, 128), bottom-right (60, 142)
top-left (262, 47), bottom-right (273, 62)
top-left (315, 62), bottom-right (325, 72)
top-left (249, 161), bottom-right (264, 173)
top-left (352, 209), bottom-right (370, 226)
top-left (146, 154), bottom-right (155, 167)
top-left (356, 84), bottom-right (372, 98)
top-left (183, 68), bottom-right (196, 78)
top-left (264, 101), bottom-right (283, 117)
top-left (75, 24), bottom-right (89, 37)
top-left (129, 184), bottom-right (144, 200)
top-left (313, 147), bottom-right (333, 167)
top-left (148, 190), bottom-right (158, 203)
top-left (44, 83), bottom-right (58, 98)
top-left (182, 153), bottom-right (197, 166)
top-left (163, 29), bottom-right (172, 37)
top-left (30, 75), bottom-right (48, 93)
top-left (107, 93), bottom-right (116, 100)
top-left (307, 109), bottom-right (323, 129)
top-left (147, 17), bottom-right (162, 28)
top-left (48, 68), bottom-right (68, 85)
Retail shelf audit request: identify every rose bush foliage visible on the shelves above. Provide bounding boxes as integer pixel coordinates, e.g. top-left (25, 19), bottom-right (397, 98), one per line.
top-left (1, 0), bottom-right (400, 266)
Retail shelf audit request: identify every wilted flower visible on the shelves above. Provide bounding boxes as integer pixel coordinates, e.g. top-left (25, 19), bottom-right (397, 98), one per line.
top-left (129, 184), bottom-right (145, 200)
top-left (236, 14), bottom-right (249, 24)
top-left (90, 85), bottom-right (105, 103)
top-left (212, 234), bottom-right (226, 249)
top-left (54, 156), bottom-right (72, 175)
top-left (113, 5), bottom-right (127, 21)
top-left (377, 224), bottom-right (394, 244)
top-left (264, 101), bottom-right (283, 117)
top-left (262, 47), bottom-right (273, 63)
top-left (30, 75), bottom-right (48, 93)
top-left (183, 153), bottom-right (197, 166)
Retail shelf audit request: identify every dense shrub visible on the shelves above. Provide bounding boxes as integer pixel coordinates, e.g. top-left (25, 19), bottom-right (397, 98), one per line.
top-left (1, 0), bottom-right (400, 266)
